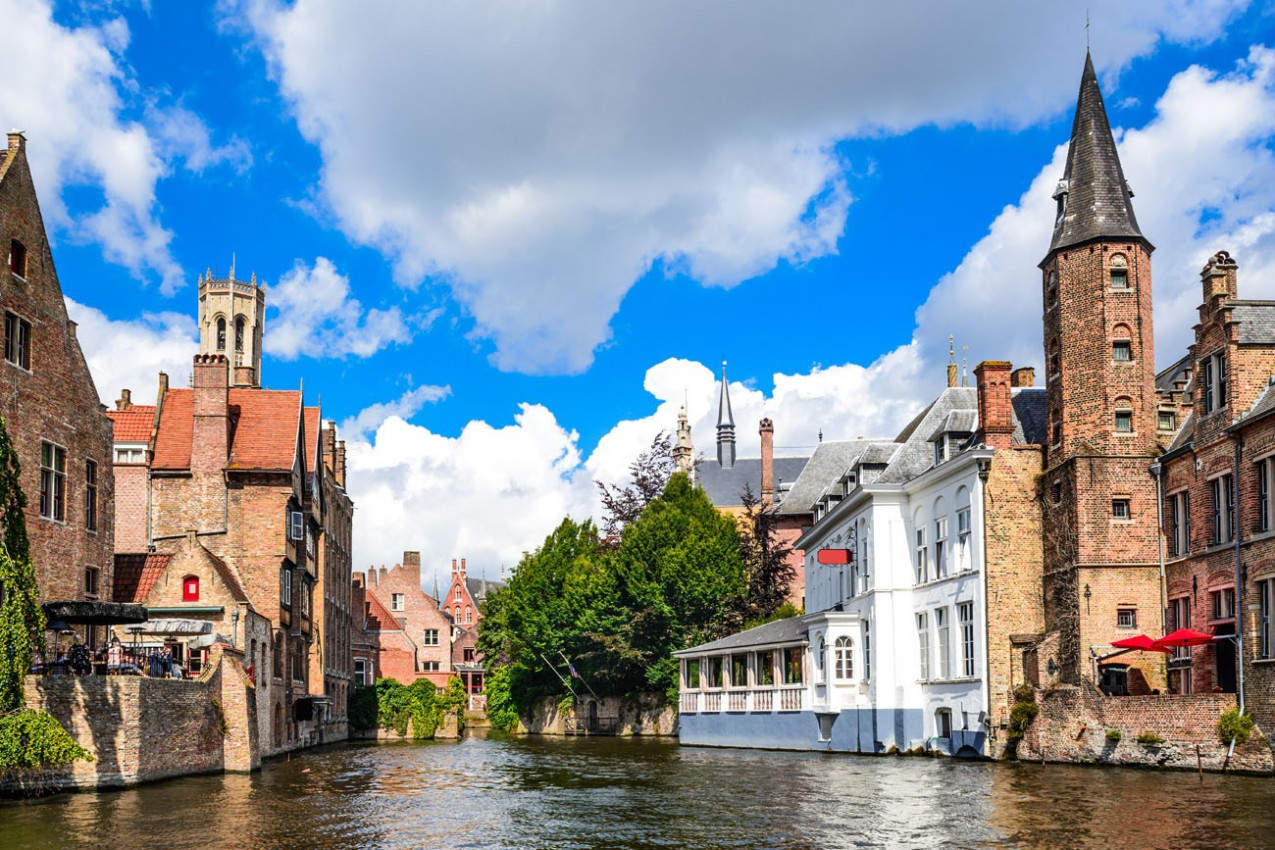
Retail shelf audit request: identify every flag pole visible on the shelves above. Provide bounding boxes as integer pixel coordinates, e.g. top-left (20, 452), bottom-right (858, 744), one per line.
top-left (560, 651), bottom-right (601, 701)
top-left (538, 651), bottom-right (577, 700)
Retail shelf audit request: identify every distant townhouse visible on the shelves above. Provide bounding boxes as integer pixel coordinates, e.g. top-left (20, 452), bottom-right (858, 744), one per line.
top-left (359, 552), bottom-right (454, 687)
top-left (0, 132), bottom-right (115, 645)
top-left (441, 557), bottom-right (502, 702)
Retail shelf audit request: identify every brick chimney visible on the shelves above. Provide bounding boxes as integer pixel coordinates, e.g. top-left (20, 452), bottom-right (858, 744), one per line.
top-left (116, 388), bottom-right (132, 411)
top-left (336, 440), bottom-right (346, 488)
top-left (1201, 250), bottom-right (1238, 304)
top-left (7, 131), bottom-right (25, 152)
top-left (191, 354), bottom-right (230, 473)
top-left (460, 557), bottom-right (467, 576)
top-left (403, 550), bottom-right (421, 588)
top-left (1010, 367), bottom-right (1035, 388)
top-left (974, 361), bottom-right (1014, 450)
top-left (759, 418), bottom-right (775, 509)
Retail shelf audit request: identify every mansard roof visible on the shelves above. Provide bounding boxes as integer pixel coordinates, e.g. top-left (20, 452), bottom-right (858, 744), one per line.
top-left (1048, 53), bottom-right (1147, 255)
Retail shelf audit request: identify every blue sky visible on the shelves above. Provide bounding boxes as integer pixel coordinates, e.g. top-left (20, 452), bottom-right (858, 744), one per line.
top-left (6, 1), bottom-right (1275, 585)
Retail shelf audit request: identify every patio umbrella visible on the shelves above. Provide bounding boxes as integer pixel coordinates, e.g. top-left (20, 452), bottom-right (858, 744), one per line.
top-left (1110, 634), bottom-right (1172, 653)
top-left (1150, 628), bottom-right (1216, 650)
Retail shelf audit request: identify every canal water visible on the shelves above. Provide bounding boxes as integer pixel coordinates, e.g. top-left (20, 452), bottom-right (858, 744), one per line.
top-left (2, 733), bottom-right (1273, 850)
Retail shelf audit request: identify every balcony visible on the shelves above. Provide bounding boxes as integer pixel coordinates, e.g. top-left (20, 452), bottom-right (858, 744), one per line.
top-left (679, 686), bottom-right (805, 714)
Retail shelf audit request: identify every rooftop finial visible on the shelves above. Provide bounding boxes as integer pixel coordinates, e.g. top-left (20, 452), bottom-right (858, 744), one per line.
top-left (229, 252), bottom-right (236, 282)
top-left (947, 335), bottom-right (959, 388)
top-left (961, 345), bottom-right (970, 387)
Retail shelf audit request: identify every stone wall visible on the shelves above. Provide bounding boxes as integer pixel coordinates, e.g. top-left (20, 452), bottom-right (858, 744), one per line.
top-left (519, 694), bottom-right (678, 737)
top-left (1013, 683), bottom-right (1273, 773)
top-left (8, 645), bottom-right (259, 793)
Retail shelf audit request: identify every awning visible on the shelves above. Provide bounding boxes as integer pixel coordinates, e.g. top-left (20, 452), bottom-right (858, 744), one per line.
top-left (123, 619), bottom-right (214, 637)
top-left (1150, 628), bottom-right (1216, 650)
top-left (187, 632), bottom-right (233, 649)
top-left (1110, 634), bottom-right (1172, 654)
top-left (42, 601), bottom-right (147, 626)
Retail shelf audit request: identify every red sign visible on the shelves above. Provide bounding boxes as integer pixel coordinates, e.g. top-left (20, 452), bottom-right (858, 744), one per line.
top-left (816, 549), bottom-right (853, 565)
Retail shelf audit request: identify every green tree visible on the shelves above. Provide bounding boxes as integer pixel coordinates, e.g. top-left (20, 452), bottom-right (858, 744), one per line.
top-left (736, 483), bottom-right (797, 625)
top-left (596, 432), bottom-right (675, 540)
top-left (0, 414), bottom-right (42, 712)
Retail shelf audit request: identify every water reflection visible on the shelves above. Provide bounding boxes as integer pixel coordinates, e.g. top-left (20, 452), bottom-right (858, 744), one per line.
top-left (2, 733), bottom-right (1273, 850)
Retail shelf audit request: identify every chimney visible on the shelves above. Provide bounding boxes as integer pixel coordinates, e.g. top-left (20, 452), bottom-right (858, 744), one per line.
top-left (116, 388), bottom-right (132, 411)
top-left (7, 131), bottom-right (25, 152)
top-left (451, 558), bottom-right (458, 575)
top-left (352, 572), bottom-right (365, 589)
top-left (947, 362), bottom-right (958, 388)
top-left (336, 440), bottom-right (346, 488)
top-left (403, 551), bottom-right (421, 588)
top-left (460, 557), bottom-right (467, 576)
top-left (191, 354), bottom-right (230, 474)
top-left (759, 418), bottom-right (775, 509)
top-left (974, 361), bottom-right (1014, 450)
top-left (1010, 367), bottom-right (1035, 388)
top-left (1202, 250), bottom-right (1238, 304)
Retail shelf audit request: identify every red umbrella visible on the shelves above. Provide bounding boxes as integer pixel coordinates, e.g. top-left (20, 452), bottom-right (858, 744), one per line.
top-left (1111, 634), bottom-right (1172, 654)
top-left (1150, 628), bottom-right (1216, 650)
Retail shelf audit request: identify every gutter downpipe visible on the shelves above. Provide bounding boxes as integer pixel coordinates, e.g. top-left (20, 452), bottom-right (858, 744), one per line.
top-left (1234, 434), bottom-right (1246, 714)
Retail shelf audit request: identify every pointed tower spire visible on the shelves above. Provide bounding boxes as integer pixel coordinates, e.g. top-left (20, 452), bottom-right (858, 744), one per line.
top-left (1048, 53), bottom-right (1148, 255)
top-left (673, 399), bottom-right (694, 475)
top-left (716, 360), bottom-right (736, 469)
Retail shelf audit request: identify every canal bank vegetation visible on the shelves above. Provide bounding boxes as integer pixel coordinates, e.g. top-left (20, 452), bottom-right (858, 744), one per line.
top-left (478, 435), bottom-right (795, 729)
top-left (0, 415), bottom-right (90, 777)
top-left (348, 677), bottom-right (467, 740)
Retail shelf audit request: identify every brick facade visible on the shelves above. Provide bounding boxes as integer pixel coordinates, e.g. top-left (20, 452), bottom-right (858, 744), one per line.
top-left (0, 133), bottom-right (115, 641)
top-left (362, 553), bottom-right (454, 682)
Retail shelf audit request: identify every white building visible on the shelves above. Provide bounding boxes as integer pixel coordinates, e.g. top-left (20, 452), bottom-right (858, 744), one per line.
top-left (677, 376), bottom-right (1046, 756)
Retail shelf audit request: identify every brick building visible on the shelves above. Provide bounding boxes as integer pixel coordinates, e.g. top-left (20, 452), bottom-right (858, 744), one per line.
top-left (0, 132), bottom-right (115, 644)
top-left (441, 557), bottom-right (502, 700)
top-left (359, 552), bottom-right (453, 687)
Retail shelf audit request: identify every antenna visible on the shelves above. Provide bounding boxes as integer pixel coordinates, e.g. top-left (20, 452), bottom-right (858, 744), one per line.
top-left (1086, 9), bottom-right (1090, 51)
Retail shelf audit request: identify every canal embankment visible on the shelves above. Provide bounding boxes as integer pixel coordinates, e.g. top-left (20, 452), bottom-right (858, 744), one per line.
top-left (517, 694), bottom-right (677, 737)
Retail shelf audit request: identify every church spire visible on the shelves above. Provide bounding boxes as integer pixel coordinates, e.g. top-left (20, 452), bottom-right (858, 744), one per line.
top-left (673, 398), bottom-right (694, 476)
top-left (716, 361), bottom-right (736, 469)
top-left (1048, 52), bottom-right (1148, 256)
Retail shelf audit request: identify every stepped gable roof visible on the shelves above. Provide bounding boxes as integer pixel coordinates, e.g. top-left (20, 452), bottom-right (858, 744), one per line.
top-left (151, 388), bottom-right (303, 471)
top-left (1049, 53), bottom-right (1146, 255)
top-left (1156, 353), bottom-right (1193, 393)
top-left (107, 406), bottom-right (156, 443)
top-left (675, 615), bottom-right (808, 656)
top-left (113, 553), bottom-right (172, 603)
top-left (1231, 303), bottom-right (1275, 344)
top-left (696, 456), bottom-right (810, 508)
top-left (777, 440), bottom-right (887, 516)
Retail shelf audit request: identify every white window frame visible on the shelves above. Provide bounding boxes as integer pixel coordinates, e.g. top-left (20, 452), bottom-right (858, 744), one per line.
top-left (1211, 474), bottom-right (1234, 545)
top-left (423, 628), bottom-right (439, 646)
top-left (1168, 491), bottom-right (1189, 556)
top-left (4, 310), bottom-right (31, 371)
top-left (391, 593), bottom-right (405, 612)
top-left (834, 636), bottom-right (853, 680)
top-left (1202, 351), bottom-right (1227, 414)
top-left (934, 516), bottom-right (949, 579)
top-left (916, 613), bottom-right (930, 680)
top-left (914, 527), bottom-right (928, 584)
top-left (958, 601), bottom-right (975, 678)
top-left (936, 607), bottom-right (950, 679)
top-left (956, 507), bottom-right (971, 572)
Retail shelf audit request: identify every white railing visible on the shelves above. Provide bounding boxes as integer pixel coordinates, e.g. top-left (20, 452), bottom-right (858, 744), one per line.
top-left (680, 691), bottom-right (700, 713)
top-left (779, 687), bottom-right (804, 712)
top-left (753, 689), bottom-right (774, 712)
top-left (727, 691), bottom-right (747, 712)
top-left (703, 691), bottom-right (722, 713)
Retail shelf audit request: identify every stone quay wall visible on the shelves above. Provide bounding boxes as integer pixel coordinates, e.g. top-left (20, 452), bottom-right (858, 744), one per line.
top-left (1014, 684), bottom-right (1273, 774)
top-left (4, 646), bottom-right (259, 794)
top-left (519, 694), bottom-right (678, 737)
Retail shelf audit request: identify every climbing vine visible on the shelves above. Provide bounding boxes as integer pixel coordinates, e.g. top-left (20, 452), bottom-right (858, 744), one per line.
top-left (0, 414), bottom-right (42, 713)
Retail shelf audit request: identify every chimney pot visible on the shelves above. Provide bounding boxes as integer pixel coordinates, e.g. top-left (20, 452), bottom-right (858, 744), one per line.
top-left (1010, 367), bottom-right (1035, 388)
top-left (759, 418), bottom-right (775, 509)
top-left (974, 361), bottom-right (1014, 450)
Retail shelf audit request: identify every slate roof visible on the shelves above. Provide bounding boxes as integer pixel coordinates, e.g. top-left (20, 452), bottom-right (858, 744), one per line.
top-left (927, 410), bottom-right (977, 442)
top-left (1156, 354), bottom-right (1193, 393)
top-left (777, 441), bottom-right (886, 516)
top-left (696, 456), bottom-right (810, 508)
top-left (107, 406), bottom-right (156, 443)
top-left (875, 387), bottom-right (977, 484)
top-left (466, 577), bottom-right (504, 602)
top-left (1049, 53), bottom-right (1145, 254)
top-left (1011, 388), bottom-right (1048, 445)
top-left (113, 553), bottom-right (173, 603)
top-left (1231, 303), bottom-right (1275, 345)
top-left (1167, 411), bottom-right (1195, 454)
top-left (675, 616), bottom-right (809, 656)
top-left (152, 388), bottom-right (302, 471)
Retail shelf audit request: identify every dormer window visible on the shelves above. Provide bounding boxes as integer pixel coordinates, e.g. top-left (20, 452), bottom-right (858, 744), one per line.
top-left (8, 239), bottom-right (27, 278)
top-left (1053, 180), bottom-right (1069, 221)
top-left (1109, 254), bottom-right (1129, 290)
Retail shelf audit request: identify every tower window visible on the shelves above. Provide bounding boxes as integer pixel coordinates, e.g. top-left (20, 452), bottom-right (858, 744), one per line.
top-left (235, 316), bottom-right (245, 353)
top-left (8, 239), bottom-right (27, 277)
top-left (1051, 411), bottom-right (1062, 445)
top-left (216, 317), bottom-right (226, 351)
top-left (1112, 499), bottom-right (1131, 520)
top-left (1109, 254), bottom-right (1129, 290)
top-left (1158, 410), bottom-right (1176, 432)
top-left (1048, 340), bottom-right (1060, 376)
top-left (1115, 410), bottom-right (1133, 433)
top-left (1046, 271), bottom-right (1058, 308)
top-left (1113, 340), bottom-right (1131, 362)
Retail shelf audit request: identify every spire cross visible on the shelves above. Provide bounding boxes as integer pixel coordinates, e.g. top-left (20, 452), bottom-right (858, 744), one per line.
top-left (1086, 10), bottom-right (1090, 51)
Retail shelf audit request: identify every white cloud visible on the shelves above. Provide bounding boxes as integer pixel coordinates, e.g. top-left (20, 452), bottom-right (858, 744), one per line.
top-left (236, 0), bottom-right (1247, 374)
top-left (345, 404), bottom-right (595, 587)
top-left (339, 383), bottom-right (451, 440)
top-left (65, 297), bottom-right (197, 405)
top-left (264, 257), bottom-right (412, 359)
top-left (0, 0), bottom-right (245, 294)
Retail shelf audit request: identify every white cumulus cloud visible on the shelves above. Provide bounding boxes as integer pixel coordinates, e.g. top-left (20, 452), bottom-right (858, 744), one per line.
top-left (65, 297), bottom-right (197, 405)
top-left (236, 0), bottom-right (1248, 374)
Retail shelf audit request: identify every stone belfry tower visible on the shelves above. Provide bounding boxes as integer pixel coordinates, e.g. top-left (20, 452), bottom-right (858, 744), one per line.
top-left (1039, 53), bottom-right (1162, 685)
top-left (198, 261), bottom-right (266, 388)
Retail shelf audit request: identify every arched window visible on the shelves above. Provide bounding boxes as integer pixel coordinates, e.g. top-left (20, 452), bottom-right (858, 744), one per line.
top-left (815, 635), bottom-right (826, 674)
top-left (235, 316), bottom-right (246, 352)
top-left (1112, 323), bottom-right (1132, 362)
top-left (1115, 396), bottom-right (1134, 433)
top-left (216, 316), bottom-right (226, 350)
top-left (455, 586), bottom-right (462, 602)
top-left (182, 575), bottom-right (200, 602)
top-left (465, 606), bottom-right (472, 624)
top-left (835, 636), bottom-right (853, 680)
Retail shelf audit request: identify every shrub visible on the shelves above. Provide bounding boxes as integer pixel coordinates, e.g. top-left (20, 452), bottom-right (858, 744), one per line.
top-left (1135, 731), bottom-right (1165, 745)
top-left (1007, 700), bottom-right (1040, 741)
top-left (1105, 728), bottom-right (1122, 743)
top-left (0, 710), bottom-right (91, 770)
top-left (1011, 682), bottom-right (1036, 704)
top-left (1218, 709), bottom-right (1256, 745)
top-left (348, 684), bottom-right (378, 732)
top-left (484, 666), bottom-right (521, 732)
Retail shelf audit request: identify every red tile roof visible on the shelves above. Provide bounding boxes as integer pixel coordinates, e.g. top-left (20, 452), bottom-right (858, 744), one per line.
top-left (364, 592), bottom-right (402, 632)
top-left (107, 406), bottom-right (156, 443)
top-left (152, 388), bottom-right (302, 471)
top-left (113, 553), bottom-right (173, 603)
